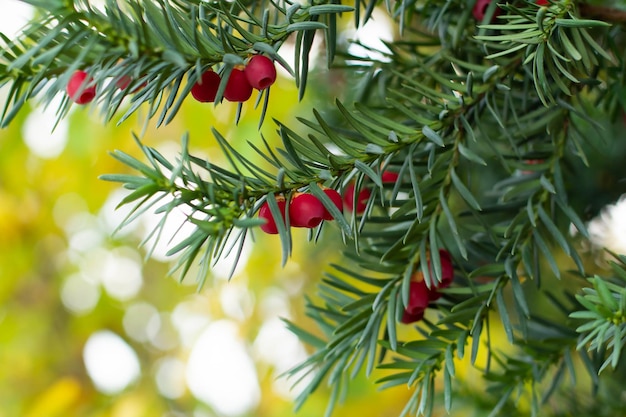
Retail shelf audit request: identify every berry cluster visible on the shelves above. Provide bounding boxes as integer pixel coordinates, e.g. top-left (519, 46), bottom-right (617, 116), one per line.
top-left (259, 171), bottom-right (400, 234)
top-left (188, 55), bottom-right (277, 103)
top-left (258, 189), bottom-right (343, 234)
top-left (65, 55), bottom-right (277, 105)
top-left (342, 183), bottom-right (370, 214)
top-left (401, 249), bottom-right (454, 324)
top-left (343, 170), bottom-right (399, 214)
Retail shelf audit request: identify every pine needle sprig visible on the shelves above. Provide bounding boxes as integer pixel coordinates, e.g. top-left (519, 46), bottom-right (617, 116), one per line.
top-left (0, 0), bottom-right (355, 127)
top-left (476, 1), bottom-right (616, 105)
top-left (101, 131), bottom-right (338, 285)
top-left (570, 255), bottom-right (626, 375)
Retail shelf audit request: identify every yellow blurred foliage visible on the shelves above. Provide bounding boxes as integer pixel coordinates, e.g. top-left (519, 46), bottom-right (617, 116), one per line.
top-left (25, 377), bottom-right (82, 417)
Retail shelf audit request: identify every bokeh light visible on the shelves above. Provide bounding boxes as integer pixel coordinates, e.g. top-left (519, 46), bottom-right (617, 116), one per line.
top-left (22, 99), bottom-right (70, 159)
top-left (83, 330), bottom-right (141, 395)
top-left (186, 320), bottom-right (261, 416)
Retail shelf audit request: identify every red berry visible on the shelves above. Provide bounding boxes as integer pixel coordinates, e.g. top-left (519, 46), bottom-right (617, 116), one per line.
top-left (401, 308), bottom-right (425, 324)
top-left (400, 280), bottom-right (431, 323)
top-left (289, 193), bottom-right (326, 228)
top-left (343, 183), bottom-right (371, 214)
top-left (536, 0), bottom-right (548, 5)
top-left (258, 199), bottom-right (286, 234)
top-left (421, 249), bottom-right (454, 290)
top-left (381, 171), bottom-right (399, 183)
top-left (116, 75), bottom-right (147, 93)
top-left (244, 55), bottom-right (277, 90)
top-left (224, 68), bottom-right (253, 102)
top-left (116, 75), bottom-right (132, 90)
top-left (322, 189), bottom-right (343, 221)
top-left (191, 70), bottom-right (221, 103)
top-left (66, 70), bottom-right (96, 104)
top-left (472, 0), bottom-right (501, 21)
top-left (406, 280), bottom-right (431, 313)
top-left (428, 290), bottom-right (442, 302)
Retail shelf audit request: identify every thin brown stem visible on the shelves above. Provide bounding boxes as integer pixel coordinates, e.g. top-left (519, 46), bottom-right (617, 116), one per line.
top-left (578, 2), bottom-right (626, 24)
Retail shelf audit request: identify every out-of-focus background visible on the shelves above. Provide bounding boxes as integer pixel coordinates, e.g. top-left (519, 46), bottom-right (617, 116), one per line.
top-left (4, 2), bottom-right (626, 417)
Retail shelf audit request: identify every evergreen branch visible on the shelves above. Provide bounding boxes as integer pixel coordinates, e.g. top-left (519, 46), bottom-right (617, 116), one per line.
top-left (101, 131), bottom-right (342, 283)
top-left (0, 0), bottom-right (354, 127)
top-left (375, 277), bottom-right (582, 416)
top-left (476, 1), bottom-right (616, 105)
top-left (571, 258), bottom-right (626, 374)
top-left (276, 20), bottom-right (609, 413)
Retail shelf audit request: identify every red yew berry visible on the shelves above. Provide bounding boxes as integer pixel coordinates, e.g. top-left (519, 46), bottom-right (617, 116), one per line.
top-left (224, 68), bottom-right (253, 102)
top-left (473, 0), bottom-right (501, 21)
top-left (116, 75), bottom-right (147, 93)
top-left (409, 249), bottom-right (454, 303)
top-left (66, 70), bottom-right (96, 104)
top-left (381, 171), bottom-right (399, 183)
top-left (400, 280), bottom-right (431, 324)
top-left (407, 280), bottom-right (431, 312)
top-left (536, 0), bottom-right (549, 5)
top-left (191, 70), bottom-right (221, 103)
top-left (420, 249), bottom-right (454, 290)
top-left (343, 183), bottom-right (371, 214)
top-left (258, 199), bottom-right (286, 234)
top-left (116, 75), bottom-right (132, 90)
top-left (244, 55), bottom-right (277, 90)
top-left (400, 251), bottom-right (453, 324)
top-left (289, 193), bottom-right (326, 228)
top-left (322, 189), bottom-right (343, 221)
top-left (401, 308), bottom-right (425, 324)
